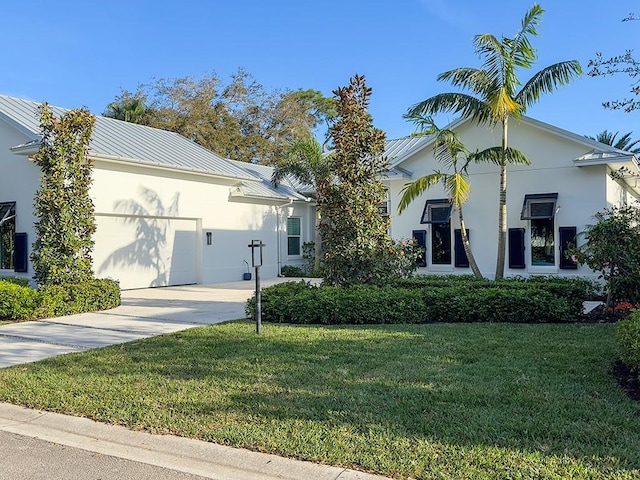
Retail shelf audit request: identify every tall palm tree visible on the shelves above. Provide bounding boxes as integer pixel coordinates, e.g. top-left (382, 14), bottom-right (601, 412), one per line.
top-left (272, 138), bottom-right (332, 271)
top-left (588, 130), bottom-right (640, 153)
top-left (398, 125), bottom-right (483, 278)
top-left (406, 4), bottom-right (582, 279)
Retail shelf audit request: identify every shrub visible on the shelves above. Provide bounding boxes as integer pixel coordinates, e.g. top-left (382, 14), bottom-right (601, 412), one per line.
top-left (617, 310), bottom-right (640, 373)
top-left (0, 276), bottom-right (30, 287)
top-left (246, 280), bottom-right (576, 325)
top-left (37, 279), bottom-right (121, 317)
top-left (0, 282), bottom-right (39, 320)
top-left (281, 265), bottom-right (305, 277)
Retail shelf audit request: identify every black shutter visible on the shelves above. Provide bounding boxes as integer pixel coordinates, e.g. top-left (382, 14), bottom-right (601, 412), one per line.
top-left (13, 232), bottom-right (28, 273)
top-left (454, 229), bottom-right (470, 268)
top-left (412, 230), bottom-right (427, 267)
top-left (508, 228), bottom-right (526, 269)
top-left (559, 226), bottom-right (578, 270)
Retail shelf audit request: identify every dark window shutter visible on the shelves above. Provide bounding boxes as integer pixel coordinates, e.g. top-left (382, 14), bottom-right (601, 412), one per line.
top-left (508, 228), bottom-right (526, 269)
top-left (412, 230), bottom-right (427, 267)
top-left (559, 226), bottom-right (578, 270)
top-left (454, 229), bottom-right (470, 268)
top-left (13, 232), bottom-right (28, 273)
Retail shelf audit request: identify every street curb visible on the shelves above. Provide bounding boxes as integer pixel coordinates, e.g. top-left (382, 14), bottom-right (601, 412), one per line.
top-left (0, 403), bottom-right (389, 480)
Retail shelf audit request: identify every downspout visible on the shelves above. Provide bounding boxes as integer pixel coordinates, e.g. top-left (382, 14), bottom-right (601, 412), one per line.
top-left (277, 199), bottom-right (294, 276)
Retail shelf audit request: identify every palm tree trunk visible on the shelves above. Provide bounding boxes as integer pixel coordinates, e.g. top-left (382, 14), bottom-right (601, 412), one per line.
top-left (458, 207), bottom-right (482, 279)
top-left (495, 118), bottom-right (508, 280)
top-left (314, 209), bottom-right (322, 272)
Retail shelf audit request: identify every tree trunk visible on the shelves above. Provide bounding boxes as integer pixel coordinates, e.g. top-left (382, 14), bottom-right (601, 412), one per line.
top-left (458, 207), bottom-right (482, 279)
top-left (495, 118), bottom-right (508, 280)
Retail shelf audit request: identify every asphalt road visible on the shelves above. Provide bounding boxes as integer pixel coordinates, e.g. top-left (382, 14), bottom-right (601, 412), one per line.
top-left (0, 430), bottom-right (210, 480)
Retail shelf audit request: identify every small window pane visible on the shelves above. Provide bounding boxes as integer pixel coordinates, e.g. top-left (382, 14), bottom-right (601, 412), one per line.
top-left (531, 218), bottom-right (555, 266)
top-left (431, 222), bottom-right (451, 265)
top-left (0, 202), bottom-right (16, 270)
top-left (288, 237), bottom-right (301, 256)
top-left (287, 218), bottom-right (300, 236)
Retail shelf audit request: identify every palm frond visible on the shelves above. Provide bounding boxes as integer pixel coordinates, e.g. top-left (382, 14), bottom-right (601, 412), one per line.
top-left (474, 34), bottom-right (507, 86)
top-left (405, 93), bottom-right (493, 125)
top-left (446, 172), bottom-right (471, 208)
top-left (516, 60), bottom-right (582, 109)
top-left (438, 67), bottom-right (493, 96)
top-left (397, 173), bottom-right (446, 214)
top-left (471, 146), bottom-right (530, 166)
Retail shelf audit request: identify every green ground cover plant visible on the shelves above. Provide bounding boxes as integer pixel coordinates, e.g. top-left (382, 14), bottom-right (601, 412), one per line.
top-left (0, 322), bottom-right (637, 479)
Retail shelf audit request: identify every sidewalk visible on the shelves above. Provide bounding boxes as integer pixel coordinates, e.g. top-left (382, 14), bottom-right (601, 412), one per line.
top-left (0, 278), bottom-right (387, 480)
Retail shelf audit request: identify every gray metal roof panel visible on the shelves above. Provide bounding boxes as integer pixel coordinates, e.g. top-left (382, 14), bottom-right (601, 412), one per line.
top-left (0, 94), bottom-right (257, 181)
top-left (228, 160), bottom-right (309, 201)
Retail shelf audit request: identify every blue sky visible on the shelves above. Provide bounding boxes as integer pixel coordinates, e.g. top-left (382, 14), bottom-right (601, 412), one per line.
top-left (2, 0), bottom-right (639, 141)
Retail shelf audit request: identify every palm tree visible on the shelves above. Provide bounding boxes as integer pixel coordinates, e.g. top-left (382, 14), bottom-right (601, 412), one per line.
top-left (104, 96), bottom-right (149, 124)
top-left (272, 138), bottom-right (332, 272)
top-left (406, 4), bottom-right (582, 280)
top-left (398, 124), bottom-right (483, 278)
top-left (588, 130), bottom-right (640, 153)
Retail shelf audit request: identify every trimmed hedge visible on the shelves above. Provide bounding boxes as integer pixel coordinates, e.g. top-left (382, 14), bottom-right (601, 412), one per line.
top-left (0, 279), bottom-right (121, 321)
top-left (246, 279), bottom-right (581, 325)
top-left (0, 276), bottom-right (30, 287)
top-left (617, 310), bottom-right (640, 373)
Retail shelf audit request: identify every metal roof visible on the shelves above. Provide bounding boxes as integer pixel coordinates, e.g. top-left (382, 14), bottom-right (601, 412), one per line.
top-left (0, 94), bottom-right (257, 181)
top-left (228, 160), bottom-right (310, 202)
top-left (384, 135), bottom-right (433, 164)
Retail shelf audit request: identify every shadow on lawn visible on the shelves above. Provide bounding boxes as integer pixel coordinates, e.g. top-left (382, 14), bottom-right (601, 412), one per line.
top-left (22, 322), bottom-right (640, 475)
top-left (121, 324), bottom-right (640, 469)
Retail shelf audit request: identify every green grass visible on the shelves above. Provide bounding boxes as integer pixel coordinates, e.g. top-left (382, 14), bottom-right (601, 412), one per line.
top-left (0, 322), bottom-right (638, 479)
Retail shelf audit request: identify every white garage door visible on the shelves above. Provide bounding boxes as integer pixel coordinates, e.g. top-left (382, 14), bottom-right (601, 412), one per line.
top-left (93, 214), bottom-right (198, 290)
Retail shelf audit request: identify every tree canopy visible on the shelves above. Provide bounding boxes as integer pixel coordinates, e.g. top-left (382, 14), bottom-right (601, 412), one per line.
top-left (104, 69), bottom-right (336, 164)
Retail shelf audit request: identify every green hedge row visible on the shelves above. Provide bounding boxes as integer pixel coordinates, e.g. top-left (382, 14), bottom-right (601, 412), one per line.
top-left (0, 279), bottom-right (121, 321)
top-left (617, 310), bottom-right (640, 374)
top-left (246, 279), bottom-right (584, 324)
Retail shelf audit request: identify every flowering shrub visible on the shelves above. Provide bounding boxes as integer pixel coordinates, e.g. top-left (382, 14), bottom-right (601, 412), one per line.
top-left (381, 239), bottom-right (423, 279)
top-left (568, 205), bottom-right (640, 308)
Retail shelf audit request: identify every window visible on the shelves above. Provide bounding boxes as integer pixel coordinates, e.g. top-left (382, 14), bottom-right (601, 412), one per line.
top-left (420, 200), bottom-right (452, 265)
top-left (378, 189), bottom-right (390, 216)
top-left (421, 199), bottom-right (452, 225)
top-left (521, 194), bottom-right (558, 267)
top-left (0, 202), bottom-right (16, 270)
top-left (287, 217), bottom-right (301, 256)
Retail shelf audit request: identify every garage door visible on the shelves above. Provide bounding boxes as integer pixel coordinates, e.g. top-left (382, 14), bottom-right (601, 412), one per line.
top-left (93, 214), bottom-right (198, 290)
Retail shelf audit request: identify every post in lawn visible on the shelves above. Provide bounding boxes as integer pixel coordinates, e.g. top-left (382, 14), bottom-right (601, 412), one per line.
top-left (248, 239), bottom-right (265, 334)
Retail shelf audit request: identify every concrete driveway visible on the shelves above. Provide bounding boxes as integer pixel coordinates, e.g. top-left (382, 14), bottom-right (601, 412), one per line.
top-left (0, 278), bottom-right (301, 368)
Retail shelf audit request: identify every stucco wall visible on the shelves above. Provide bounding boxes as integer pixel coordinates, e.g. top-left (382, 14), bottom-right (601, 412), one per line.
top-left (388, 119), bottom-right (613, 279)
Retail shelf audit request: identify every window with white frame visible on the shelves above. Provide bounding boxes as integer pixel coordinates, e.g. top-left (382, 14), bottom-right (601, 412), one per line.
top-left (421, 199), bottom-right (453, 265)
top-left (287, 217), bottom-right (301, 256)
top-left (0, 202), bottom-right (16, 270)
top-left (521, 193), bottom-right (558, 267)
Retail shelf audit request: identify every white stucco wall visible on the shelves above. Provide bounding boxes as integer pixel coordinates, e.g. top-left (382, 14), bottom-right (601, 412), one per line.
top-left (0, 124), bottom-right (40, 281)
top-left (91, 161), bottom-right (313, 288)
top-left (388, 119), bottom-right (617, 279)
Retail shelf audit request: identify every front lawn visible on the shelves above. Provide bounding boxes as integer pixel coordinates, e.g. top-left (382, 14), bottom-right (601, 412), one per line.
top-left (0, 322), bottom-right (638, 479)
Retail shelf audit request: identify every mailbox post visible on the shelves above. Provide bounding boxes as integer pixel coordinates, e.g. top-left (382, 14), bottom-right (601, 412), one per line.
top-left (248, 239), bottom-right (265, 334)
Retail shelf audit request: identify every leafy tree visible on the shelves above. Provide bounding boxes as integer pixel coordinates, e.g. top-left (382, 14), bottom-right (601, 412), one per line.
top-left (107, 70), bottom-right (335, 164)
top-left (588, 14), bottom-right (640, 112)
top-left (272, 138), bottom-right (330, 271)
top-left (319, 74), bottom-right (396, 286)
top-left (406, 4), bottom-right (582, 280)
top-left (397, 123), bottom-right (483, 278)
top-left (570, 205), bottom-right (640, 308)
top-left (31, 105), bottom-right (96, 285)
top-left (587, 130), bottom-right (640, 153)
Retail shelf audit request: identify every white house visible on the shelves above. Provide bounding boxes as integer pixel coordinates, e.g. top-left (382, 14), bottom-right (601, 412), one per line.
top-left (1, 93), bottom-right (638, 288)
top-left (0, 95), bottom-right (315, 289)
top-left (384, 116), bottom-right (640, 279)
